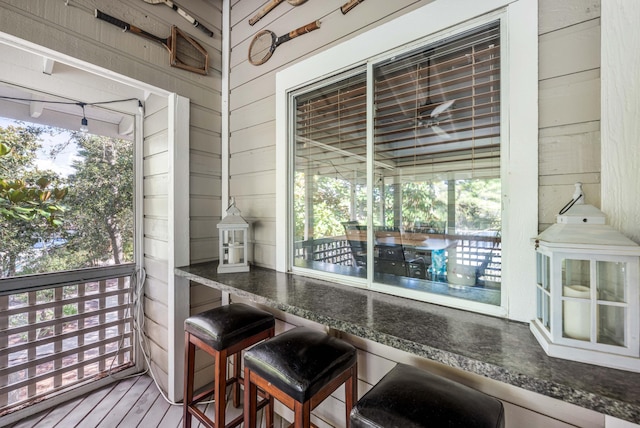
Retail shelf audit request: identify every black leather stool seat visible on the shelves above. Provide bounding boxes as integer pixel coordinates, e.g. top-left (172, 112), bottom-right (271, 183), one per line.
top-left (184, 303), bottom-right (275, 351)
top-left (244, 326), bottom-right (357, 403)
top-left (183, 303), bottom-right (275, 428)
top-left (244, 326), bottom-right (358, 427)
top-left (351, 363), bottom-right (505, 428)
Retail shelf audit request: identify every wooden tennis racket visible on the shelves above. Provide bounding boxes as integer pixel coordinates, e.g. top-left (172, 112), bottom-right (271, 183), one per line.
top-left (249, 0), bottom-right (308, 26)
top-left (142, 0), bottom-right (214, 37)
top-left (341, 0), bottom-right (365, 14)
top-left (248, 20), bottom-right (320, 65)
top-left (95, 9), bottom-right (209, 75)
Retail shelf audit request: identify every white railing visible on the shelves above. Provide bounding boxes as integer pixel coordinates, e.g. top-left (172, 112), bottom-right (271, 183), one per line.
top-left (0, 265), bottom-right (135, 416)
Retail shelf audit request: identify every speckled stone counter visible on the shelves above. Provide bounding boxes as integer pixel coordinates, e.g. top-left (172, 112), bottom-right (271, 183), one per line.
top-left (175, 262), bottom-right (640, 424)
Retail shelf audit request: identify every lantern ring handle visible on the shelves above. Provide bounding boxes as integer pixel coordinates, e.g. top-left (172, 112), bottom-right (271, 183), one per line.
top-left (558, 194), bottom-right (582, 215)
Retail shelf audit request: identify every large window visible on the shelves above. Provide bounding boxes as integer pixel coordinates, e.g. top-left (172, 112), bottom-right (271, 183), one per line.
top-left (278, 0), bottom-right (537, 319)
top-left (292, 22), bottom-right (503, 307)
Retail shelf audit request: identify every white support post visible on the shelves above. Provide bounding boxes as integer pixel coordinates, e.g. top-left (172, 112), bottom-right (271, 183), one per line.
top-left (167, 93), bottom-right (190, 402)
top-left (601, 0), bottom-right (640, 244)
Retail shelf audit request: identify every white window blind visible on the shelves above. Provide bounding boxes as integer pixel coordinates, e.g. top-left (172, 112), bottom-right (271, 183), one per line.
top-left (294, 72), bottom-right (367, 180)
top-left (374, 22), bottom-right (501, 177)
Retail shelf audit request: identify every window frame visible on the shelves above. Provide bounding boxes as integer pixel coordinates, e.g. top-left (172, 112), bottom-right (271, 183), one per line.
top-left (276, 0), bottom-right (538, 320)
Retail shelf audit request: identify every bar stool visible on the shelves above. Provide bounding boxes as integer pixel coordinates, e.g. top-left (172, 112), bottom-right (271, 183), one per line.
top-left (243, 326), bottom-right (358, 428)
top-left (350, 363), bottom-right (505, 428)
top-left (183, 303), bottom-right (275, 428)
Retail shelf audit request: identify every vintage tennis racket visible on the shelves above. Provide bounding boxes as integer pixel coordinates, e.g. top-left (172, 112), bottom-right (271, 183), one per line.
top-left (248, 20), bottom-right (320, 65)
top-left (95, 9), bottom-right (209, 75)
top-left (249, 0), bottom-right (308, 26)
top-left (142, 0), bottom-right (214, 37)
top-left (341, 0), bottom-right (365, 14)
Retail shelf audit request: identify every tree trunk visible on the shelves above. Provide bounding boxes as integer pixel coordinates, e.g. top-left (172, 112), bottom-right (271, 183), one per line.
top-left (106, 218), bottom-right (123, 264)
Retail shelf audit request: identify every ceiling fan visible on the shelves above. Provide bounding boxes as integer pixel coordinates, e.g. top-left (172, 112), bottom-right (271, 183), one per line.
top-left (416, 99), bottom-right (455, 139)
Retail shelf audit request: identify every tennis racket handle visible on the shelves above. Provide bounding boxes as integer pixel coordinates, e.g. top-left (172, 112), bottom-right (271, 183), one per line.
top-left (289, 20), bottom-right (320, 39)
top-left (341, 0), bottom-right (364, 14)
top-left (95, 9), bottom-right (130, 31)
top-left (249, 0), bottom-right (284, 26)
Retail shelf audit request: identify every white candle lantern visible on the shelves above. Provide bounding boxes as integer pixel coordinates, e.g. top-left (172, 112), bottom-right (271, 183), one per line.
top-left (531, 183), bottom-right (640, 372)
top-left (217, 198), bottom-right (250, 273)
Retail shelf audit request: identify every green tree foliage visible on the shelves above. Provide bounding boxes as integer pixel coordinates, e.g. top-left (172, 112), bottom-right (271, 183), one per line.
top-left (63, 133), bottom-right (134, 267)
top-left (455, 178), bottom-right (501, 232)
top-left (0, 125), bottom-right (67, 277)
top-left (0, 122), bottom-right (133, 278)
top-left (295, 171), bottom-right (501, 243)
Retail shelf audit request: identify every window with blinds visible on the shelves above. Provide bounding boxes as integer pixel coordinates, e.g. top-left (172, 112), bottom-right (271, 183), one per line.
top-left (290, 20), bottom-right (503, 306)
top-left (374, 22), bottom-right (500, 178)
top-left (293, 72), bottom-right (369, 272)
top-left (294, 72), bottom-right (367, 183)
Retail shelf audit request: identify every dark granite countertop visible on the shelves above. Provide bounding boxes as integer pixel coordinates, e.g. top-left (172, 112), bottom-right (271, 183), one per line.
top-left (175, 262), bottom-right (640, 424)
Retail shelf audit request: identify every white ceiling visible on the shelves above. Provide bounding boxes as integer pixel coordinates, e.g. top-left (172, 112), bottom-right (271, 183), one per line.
top-left (0, 42), bottom-right (145, 140)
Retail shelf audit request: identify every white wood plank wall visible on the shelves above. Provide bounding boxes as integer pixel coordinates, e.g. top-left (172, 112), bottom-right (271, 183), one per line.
top-left (0, 0), bottom-right (224, 396)
top-left (538, 0), bottom-right (602, 231)
top-left (223, 1), bottom-right (616, 426)
top-left (228, 0), bottom-right (431, 268)
top-left (228, 0), bottom-right (604, 256)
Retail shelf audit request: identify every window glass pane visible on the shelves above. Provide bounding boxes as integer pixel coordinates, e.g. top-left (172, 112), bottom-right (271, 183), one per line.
top-left (562, 259), bottom-right (590, 290)
top-left (1, 117), bottom-right (134, 278)
top-left (536, 252), bottom-right (551, 291)
top-left (290, 21), bottom-right (504, 308)
top-left (598, 304), bottom-right (625, 347)
top-left (293, 71), bottom-right (368, 277)
top-left (372, 22), bottom-right (501, 304)
top-left (597, 260), bottom-right (626, 303)
top-left (537, 287), bottom-right (550, 331)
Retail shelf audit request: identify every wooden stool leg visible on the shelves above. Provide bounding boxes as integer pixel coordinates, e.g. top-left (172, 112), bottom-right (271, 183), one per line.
top-left (244, 367), bottom-right (258, 428)
top-left (183, 332), bottom-right (195, 428)
top-left (344, 363), bottom-right (357, 428)
top-left (233, 351), bottom-right (241, 408)
top-left (214, 349), bottom-right (227, 428)
top-left (293, 400), bottom-right (311, 428)
top-left (265, 393), bottom-right (274, 428)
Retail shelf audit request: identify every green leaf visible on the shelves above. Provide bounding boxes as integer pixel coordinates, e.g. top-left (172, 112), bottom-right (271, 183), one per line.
top-left (36, 177), bottom-right (51, 189)
top-left (8, 189), bottom-right (26, 203)
top-left (53, 188), bottom-right (68, 200)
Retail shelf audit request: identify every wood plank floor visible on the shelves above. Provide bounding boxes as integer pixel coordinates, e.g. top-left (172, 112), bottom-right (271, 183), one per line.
top-left (7, 374), bottom-right (278, 428)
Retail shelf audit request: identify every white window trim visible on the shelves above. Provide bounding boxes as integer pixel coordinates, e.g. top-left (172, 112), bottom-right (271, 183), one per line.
top-left (276, 0), bottom-right (538, 322)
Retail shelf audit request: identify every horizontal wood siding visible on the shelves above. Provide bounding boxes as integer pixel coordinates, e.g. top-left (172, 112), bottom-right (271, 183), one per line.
top-left (229, 0), bottom-right (431, 268)
top-left (226, 1), bottom-right (609, 426)
top-left (538, 0), bottom-right (601, 230)
top-left (0, 0), bottom-right (224, 403)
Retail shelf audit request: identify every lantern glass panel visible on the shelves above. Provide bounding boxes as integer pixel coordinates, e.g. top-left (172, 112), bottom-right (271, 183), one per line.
top-left (562, 258), bottom-right (592, 341)
top-left (537, 287), bottom-right (550, 330)
top-left (597, 261), bottom-right (626, 303)
top-left (222, 229), bottom-right (246, 264)
top-left (598, 304), bottom-right (625, 347)
top-left (562, 259), bottom-right (590, 291)
top-left (536, 253), bottom-right (551, 291)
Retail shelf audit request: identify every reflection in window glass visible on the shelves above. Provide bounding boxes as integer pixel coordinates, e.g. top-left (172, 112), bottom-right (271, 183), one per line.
top-left (291, 21), bottom-right (502, 307)
top-left (293, 72), bottom-right (368, 276)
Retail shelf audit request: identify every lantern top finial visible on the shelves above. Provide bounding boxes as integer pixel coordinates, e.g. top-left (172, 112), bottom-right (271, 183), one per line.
top-left (572, 182), bottom-right (584, 205)
top-left (217, 197), bottom-right (249, 228)
top-left (226, 197), bottom-right (241, 216)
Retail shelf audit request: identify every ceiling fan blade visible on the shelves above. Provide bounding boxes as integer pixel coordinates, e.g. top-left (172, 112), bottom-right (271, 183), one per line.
top-left (430, 99), bottom-right (455, 118)
top-left (431, 125), bottom-right (451, 139)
